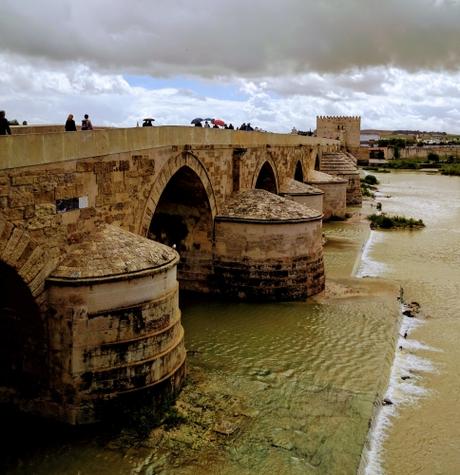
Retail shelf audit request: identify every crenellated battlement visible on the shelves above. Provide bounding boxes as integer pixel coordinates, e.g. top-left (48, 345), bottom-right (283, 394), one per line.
top-left (316, 116), bottom-right (361, 122)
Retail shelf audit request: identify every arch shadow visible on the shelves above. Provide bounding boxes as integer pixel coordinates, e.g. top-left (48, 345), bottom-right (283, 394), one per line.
top-left (253, 160), bottom-right (279, 194)
top-left (294, 160), bottom-right (304, 182)
top-left (0, 261), bottom-right (47, 399)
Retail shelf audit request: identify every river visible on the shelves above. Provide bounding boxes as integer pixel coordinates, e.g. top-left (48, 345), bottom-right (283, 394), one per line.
top-left (2, 171), bottom-right (459, 474)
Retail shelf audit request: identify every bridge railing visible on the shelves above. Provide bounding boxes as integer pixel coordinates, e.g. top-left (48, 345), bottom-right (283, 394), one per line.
top-left (0, 126), bottom-right (339, 170)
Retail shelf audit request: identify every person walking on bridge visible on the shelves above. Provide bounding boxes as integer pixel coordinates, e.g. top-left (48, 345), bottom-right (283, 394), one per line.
top-left (81, 114), bottom-right (93, 130)
top-left (0, 110), bottom-right (11, 135)
top-left (65, 114), bottom-right (77, 131)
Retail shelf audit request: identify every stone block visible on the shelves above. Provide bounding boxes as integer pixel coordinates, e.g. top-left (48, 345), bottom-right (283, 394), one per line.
top-left (9, 189), bottom-right (34, 208)
top-left (12, 175), bottom-right (36, 186)
top-left (55, 185), bottom-right (77, 200)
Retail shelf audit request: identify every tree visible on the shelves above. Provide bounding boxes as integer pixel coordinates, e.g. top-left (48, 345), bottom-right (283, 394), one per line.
top-left (427, 152), bottom-right (439, 163)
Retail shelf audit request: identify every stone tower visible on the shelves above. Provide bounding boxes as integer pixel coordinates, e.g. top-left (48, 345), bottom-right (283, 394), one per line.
top-left (316, 116), bottom-right (361, 153)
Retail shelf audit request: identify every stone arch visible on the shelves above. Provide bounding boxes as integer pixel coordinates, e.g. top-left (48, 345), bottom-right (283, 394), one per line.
top-left (0, 218), bottom-right (56, 300)
top-left (142, 153), bottom-right (217, 292)
top-left (253, 159), bottom-right (279, 194)
top-left (0, 260), bottom-right (47, 399)
top-left (294, 160), bottom-right (304, 182)
top-left (140, 152), bottom-right (218, 237)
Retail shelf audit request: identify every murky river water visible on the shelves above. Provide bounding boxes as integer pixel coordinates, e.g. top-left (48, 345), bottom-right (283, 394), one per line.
top-left (365, 172), bottom-right (460, 475)
top-left (2, 172), bottom-right (459, 474)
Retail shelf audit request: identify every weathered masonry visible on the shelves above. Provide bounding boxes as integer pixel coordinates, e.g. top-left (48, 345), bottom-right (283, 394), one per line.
top-left (0, 126), bottom-right (360, 423)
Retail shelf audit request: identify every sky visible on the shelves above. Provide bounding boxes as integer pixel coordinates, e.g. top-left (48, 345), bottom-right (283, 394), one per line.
top-left (1, 0), bottom-right (460, 133)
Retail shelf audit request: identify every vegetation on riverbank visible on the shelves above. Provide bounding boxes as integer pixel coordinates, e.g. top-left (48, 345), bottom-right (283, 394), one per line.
top-left (367, 213), bottom-right (425, 230)
top-left (361, 174), bottom-right (379, 197)
top-left (364, 157), bottom-right (460, 176)
top-left (441, 164), bottom-right (460, 176)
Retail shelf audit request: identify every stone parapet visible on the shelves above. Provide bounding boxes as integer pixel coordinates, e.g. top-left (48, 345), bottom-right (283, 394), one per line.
top-left (0, 126), bottom-right (339, 170)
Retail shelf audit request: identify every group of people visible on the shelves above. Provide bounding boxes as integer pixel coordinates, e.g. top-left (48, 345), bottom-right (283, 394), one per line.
top-left (193, 121), bottom-right (257, 131)
top-left (65, 114), bottom-right (93, 131)
top-left (1, 110), bottom-right (261, 135)
top-left (1, 111), bottom-right (95, 135)
top-left (194, 120), bottom-right (235, 129)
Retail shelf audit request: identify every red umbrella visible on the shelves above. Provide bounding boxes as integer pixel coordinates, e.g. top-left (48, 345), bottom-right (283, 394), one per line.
top-left (212, 119), bottom-right (226, 127)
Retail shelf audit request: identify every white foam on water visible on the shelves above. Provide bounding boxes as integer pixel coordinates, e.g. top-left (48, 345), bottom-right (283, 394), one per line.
top-left (363, 307), bottom-right (437, 475)
top-left (355, 230), bottom-right (388, 278)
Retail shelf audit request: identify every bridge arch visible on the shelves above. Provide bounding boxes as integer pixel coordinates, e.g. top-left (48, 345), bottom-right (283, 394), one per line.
top-left (294, 160), bottom-right (304, 182)
top-left (140, 152), bottom-right (218, 236)
top-left (141, 153), bottom-right (217, 292)
top-left (253, 159), bottom-right (279, 194)
top-left (0, 259), bottom-right (47, 399)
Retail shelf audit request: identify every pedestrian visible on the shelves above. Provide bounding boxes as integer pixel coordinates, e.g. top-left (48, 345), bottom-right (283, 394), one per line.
top-left (204, 121), bottom-right (210, 128)
top-left (0, 110), bottom-right (11, 135)
top-left (240, 123), bottom-right (246, 131)
top-left (194, 121), bottom-right (202, 127)
top-left (65, 114), bottom-right (77, 131)
top-left (246, 122), bottom-right (254, 131)
top-left (213, 123), bottom-right (219, 129)
top-left (81, 114), bottom-right (93, 130)
top-left (228, 123), bottom-right (234, 130)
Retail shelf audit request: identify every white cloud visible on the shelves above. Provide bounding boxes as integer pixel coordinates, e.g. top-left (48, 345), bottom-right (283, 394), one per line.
top-left (1, 1), bottom-right (460, 132)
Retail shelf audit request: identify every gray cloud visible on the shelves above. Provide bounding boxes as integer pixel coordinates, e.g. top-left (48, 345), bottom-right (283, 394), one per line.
top-left (1, 0), bottom-right (460, 76)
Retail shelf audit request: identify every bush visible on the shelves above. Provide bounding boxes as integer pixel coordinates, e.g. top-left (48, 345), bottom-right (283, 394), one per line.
top-left (363, 174), bottom-right (379, 185)
top-left (367, 213), bottom-right (425, 230)
top-left (427, 152), bottom-right (440, 162)
top-left (441, 164), bottom-right (460, 176)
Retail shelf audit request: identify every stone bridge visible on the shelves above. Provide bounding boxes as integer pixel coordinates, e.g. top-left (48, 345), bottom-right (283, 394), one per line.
top-left (0, 126), bottom-right (360, 423)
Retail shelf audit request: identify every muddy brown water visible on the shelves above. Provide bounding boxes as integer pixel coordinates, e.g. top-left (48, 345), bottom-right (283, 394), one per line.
top-left (2, 171), bottom-right (458, 474)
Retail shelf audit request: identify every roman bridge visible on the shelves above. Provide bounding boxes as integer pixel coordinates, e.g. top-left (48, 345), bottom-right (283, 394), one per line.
top-left (0, 126), bottom-right (359, 424)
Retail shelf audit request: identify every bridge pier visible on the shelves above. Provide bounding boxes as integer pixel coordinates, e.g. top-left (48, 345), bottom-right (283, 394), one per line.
top-left (44, 225), bottom-right (185, 424)
top-left (213, 190), bottom-right (325, 300)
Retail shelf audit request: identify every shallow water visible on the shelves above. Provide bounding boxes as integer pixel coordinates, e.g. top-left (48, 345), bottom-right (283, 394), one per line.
top-left (3, 171), bottom-right (458, 474)
top-left (364, 172), bottom-right (460, 475)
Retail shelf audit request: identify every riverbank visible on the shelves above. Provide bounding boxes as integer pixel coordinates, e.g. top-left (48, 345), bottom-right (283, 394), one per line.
top-left (364, 160), bottom-right (460, 176)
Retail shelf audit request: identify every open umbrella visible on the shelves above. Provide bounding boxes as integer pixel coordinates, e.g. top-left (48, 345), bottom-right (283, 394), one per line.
top-left (191, 118), bottom-right (203, 124)
top-left (212, 119), bottom-right (226, 127)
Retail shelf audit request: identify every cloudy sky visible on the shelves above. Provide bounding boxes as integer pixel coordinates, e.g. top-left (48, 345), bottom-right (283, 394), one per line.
top-left (1, 0), bottom-right (460, 132)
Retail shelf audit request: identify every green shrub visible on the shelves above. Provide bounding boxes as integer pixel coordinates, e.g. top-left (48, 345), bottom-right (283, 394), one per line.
top-left (427, 152), bottom-right (440, 162)
top-left (363, 174), bottom-right (379, 185)
top-left (441, 164), bottom-right (460, 176)
top-left (367, 213), bottom-right (425, 230)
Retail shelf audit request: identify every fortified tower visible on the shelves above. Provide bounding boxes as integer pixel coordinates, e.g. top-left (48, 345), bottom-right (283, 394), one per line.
top-left (316, 116), bottom-right (361, 154)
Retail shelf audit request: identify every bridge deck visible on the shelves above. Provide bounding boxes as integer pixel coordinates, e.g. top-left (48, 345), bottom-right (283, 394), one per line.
top-left (0, 126), bottom-right (338, 170)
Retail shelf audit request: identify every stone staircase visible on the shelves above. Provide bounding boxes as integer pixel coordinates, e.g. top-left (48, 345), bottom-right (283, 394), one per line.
top-left (319, 152), bottom-right (362, 205)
